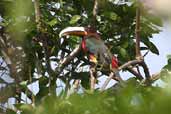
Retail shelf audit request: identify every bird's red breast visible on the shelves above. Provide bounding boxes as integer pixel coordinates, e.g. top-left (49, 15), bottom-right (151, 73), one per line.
top-left (111, 56), bottom-right (119, 69)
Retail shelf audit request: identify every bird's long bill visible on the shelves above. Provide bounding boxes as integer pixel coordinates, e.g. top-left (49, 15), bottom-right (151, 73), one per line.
top-left (59, 27), bottom-right (87, 37)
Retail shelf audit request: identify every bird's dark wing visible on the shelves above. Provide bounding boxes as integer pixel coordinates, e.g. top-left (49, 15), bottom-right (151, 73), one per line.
top-left (85, 37), bottom-right (113, 66)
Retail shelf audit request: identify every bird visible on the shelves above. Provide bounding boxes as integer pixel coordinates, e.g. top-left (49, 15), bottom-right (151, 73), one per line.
top-left (59, 26), bottom-right (122, 91)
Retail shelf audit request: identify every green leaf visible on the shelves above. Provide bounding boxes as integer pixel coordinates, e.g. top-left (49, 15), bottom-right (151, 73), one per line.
top-left (119, 47), bottom-right (127, 58)
top-left (48, 19), bottom-right (58, 26)
top-left (167, 54), bottom-right (171, 60)
top-left (160, 69), bottom-right (171, 82)
top-left (79, 72), bottom-right (90, 89)
top-left (20, 80), bottom-right (28, 86)
top-left (121, 40), bottom-right (129, 48)
top-left (104, 12), bottom-right (118, 21)
top-left (141, 38), bottom-right (159, 55)
top-left (109, 12), bottom-right (118, 21)
top-left (19, 80), bottom-right (28, 90)
top-left (50, 46), bottom-right (56, 54)
top-left (69, 15), bottom-right (81, 24)
top-left (167, 55), bottom-right (171, 65)
top-left (6, 109), bottom-right (16, 114)
top-left (0, 78), bottom-right (5, 83)
top-left (148, 42), bottom-right (159, 55)
top-left (144, 15), bottom-right (163, 27)
top-left (0, 22), bottom-right (5, 26)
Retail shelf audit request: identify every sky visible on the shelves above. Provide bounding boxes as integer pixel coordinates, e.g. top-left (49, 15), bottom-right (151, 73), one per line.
top-left (146, 21), bottom-right (171, 74)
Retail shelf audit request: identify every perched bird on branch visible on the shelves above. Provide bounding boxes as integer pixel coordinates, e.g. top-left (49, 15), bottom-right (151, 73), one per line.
top-left (59, 27), bottom-right (122, 91)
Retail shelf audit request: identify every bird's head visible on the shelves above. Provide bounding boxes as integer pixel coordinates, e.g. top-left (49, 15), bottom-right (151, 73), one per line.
top-left (59, 27), bottom-right (100, 63)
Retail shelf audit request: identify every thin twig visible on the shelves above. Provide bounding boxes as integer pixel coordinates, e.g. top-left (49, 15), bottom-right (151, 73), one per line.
top-left (29, 66), bottom-right (35, 106)
top-left (143, 50), bottom-right (150, 57)
top-left (92, 0), bottom-right (98, 28)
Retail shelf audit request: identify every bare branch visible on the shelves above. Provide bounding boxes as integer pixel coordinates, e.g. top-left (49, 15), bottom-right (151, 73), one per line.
top-left (90, 65), bottom-right (97, 92)
top-left (34, 0), bottom-right (57, 93)
top-left (118, 59), bottom-right (142, 71)
top-left (93, 0), bottom-right (98, 19)
top-left (126, 67), bottom-right (144, 80)
top-left (135, 2), bottom-right (151, 83)
top-left (34, 0), bottom-right (41, 31)
top-left (92, 0), bottom-right (98, 28)
top-left (136, 66), bottom-right (141, 76)
top-left (56, 45), bottom-right (82, 75)
top-left (101, 72), bottom-right (114, 91)
top-left (60, 45), bottom-right (82, 67)
top-left (0, 66), bottom-right (7, 71)
top-left (151, 72), bottom-right (160, 82)
top-left (135, 6), bottom-right (142, 59)
top-left (101, 71), bottom-right (124, 91)
top-left (100, 60), bottom-right (142, 91)
top-left (140, 61), bottom-right (151, 80)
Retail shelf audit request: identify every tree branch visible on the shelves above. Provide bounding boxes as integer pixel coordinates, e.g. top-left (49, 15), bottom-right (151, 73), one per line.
top-left (135, 6), bottom-right (142, 59)
top-left (135, 2), bottom-right (151, 83)
top-left (90, 66), bottom-right (97, 92)
top-left (118, 59), bottom-right (142, 71)
top-left (34, 0), bottom-right (57, 94)
top-left (118, 59), bottom-right (151, 81)
top-left (92, 0), bottom-right (98, 28)
top-left (100, 72), bottom-right (115, 91)
top-left (126, 67), bottom-right (144, 80)
top-left (100, 59), bottom-right (142, 91)
top-left (151, 72), bottom-right (160, 82)
top-left (34, 0), bottom-right (41, 31)
top-left (140, 61), bottom-right (151, 80)
top-left (0, 66), bottom-right (7, 71)
top-left (56, 45), bottom-right (82, 75)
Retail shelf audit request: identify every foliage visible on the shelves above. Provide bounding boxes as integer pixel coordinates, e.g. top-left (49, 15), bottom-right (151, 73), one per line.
top-left (160, 55), bottom-right (171, 82)
top-left (8, 80), bottom-right (171, 114)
